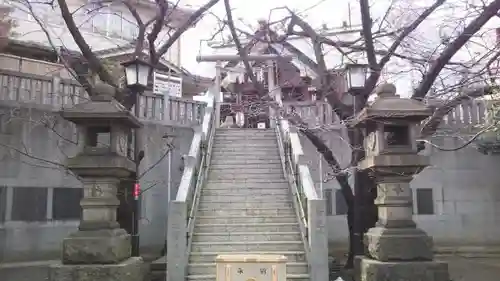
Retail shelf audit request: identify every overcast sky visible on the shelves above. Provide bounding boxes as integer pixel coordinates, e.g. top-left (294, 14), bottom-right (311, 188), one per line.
top-left (179, 0), bottom-right (364, 77)
top-left (177, 0), bottom-right (500, 97)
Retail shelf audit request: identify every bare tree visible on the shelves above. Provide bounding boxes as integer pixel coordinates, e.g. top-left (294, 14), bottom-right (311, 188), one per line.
top-left (0, 0), bottom-right (217, 217)
top-left (0, 4), bottom-right (14, 50)
top-left (216, 0), bottom-right (500, 268)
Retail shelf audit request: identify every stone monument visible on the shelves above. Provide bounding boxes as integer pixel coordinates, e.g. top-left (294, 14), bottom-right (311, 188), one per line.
top-left (49, 84), bottom-right (145, 281)
top-left (351, 83), bottom-right (449, 281)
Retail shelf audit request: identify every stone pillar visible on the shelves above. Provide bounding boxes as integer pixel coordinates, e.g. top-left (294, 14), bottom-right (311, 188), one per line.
top-left (215, 61), bottom-right (222, 128)
top-left (49, 84), bottom-right (145, 281)
top-left (268, 60), bottom-right (277, 128)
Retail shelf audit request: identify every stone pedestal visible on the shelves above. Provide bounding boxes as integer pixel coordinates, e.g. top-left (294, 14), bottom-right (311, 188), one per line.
top-left (355, 177), bottom-right (449, 281)
top-left (49, 176), bottom-right (145, 281)
top-left (50, 257), bottom-right (144, 281)
top-left (48, 84), bottom-right (145, 281)
top-left (355, 257), bottom-right (448, 281)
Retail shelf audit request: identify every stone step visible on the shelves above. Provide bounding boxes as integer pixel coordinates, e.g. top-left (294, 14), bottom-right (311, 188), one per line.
top-left (211, 152), bottom-right (280, 158)
top-left (207, 173), bottom-right (284, 181)
top-left (201, 187), bottom-right (289, 195)
top-left (200, 194), bottom-right (291, 202)
top-left (216, 128), bottom-right (274, 132)
top-left (187, 262), bottom-right (308, 275)
top-left (194, 222), bottom-right (299, 233)
top-left (195, 215), bottom-right (297, 224)
top-left (212, 143), bottom-right (278, 148)
top-left (197, 208), bottom-right (295, 217)
top-left (213, 137), bottom-right (276, 142)
top-left (203, 183), bottom-right (289, 189)
top-left (209, 159), bottom-right (282, 165)
top-left (198, 201), bottom-right (293, 209)
top-left (212, 145), bottom-right (278, 153)
top-left (190, 241), bottom-right (304, 252)
top-left (212, 146), bottom-right (278, 151)
top-left (205, 178), bottom-right (288, 184)
top-left (188, 251), bottom-right (307, 263)
top-left (210, 158), bottom-right (280, 163)
top-left (208, 167), bottom-right (284, 174)
top-left (187, 274), bottom-right (310, 281)
top-left (214, 133), bottom-right (276, 138)
top-left (192, 232), bottom-right (301, 242)
top-left (213, 140), bottom-right (277, 145)
top-left (209, 163), bottom-right (282, 169)
top-left (215, 130), bottom-right (275, 136)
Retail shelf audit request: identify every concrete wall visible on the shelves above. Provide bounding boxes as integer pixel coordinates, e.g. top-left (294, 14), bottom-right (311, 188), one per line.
top-left (310, 131), bottom-right (500, 249)
top-left (0, 106), bottom-right (193, 262)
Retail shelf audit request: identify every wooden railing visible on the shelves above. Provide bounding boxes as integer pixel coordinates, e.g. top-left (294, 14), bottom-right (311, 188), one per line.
top-left (0, 69), bottom-right (206, 126)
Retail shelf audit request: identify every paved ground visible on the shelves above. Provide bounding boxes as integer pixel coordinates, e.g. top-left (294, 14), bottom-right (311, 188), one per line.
top-left (437, 255), bottom-right (500, 281)
top-left (1, 255), bottom-right (500, 281)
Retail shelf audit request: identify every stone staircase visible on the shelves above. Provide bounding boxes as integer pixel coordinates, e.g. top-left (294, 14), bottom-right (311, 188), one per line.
top-left (187, 128), bottom-right (310, 281)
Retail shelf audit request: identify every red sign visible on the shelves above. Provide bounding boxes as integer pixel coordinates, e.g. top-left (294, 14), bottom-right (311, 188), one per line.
top-left (133, 183), bottom-right (141, 200)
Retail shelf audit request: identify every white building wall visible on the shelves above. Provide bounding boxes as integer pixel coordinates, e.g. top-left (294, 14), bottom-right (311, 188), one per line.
top-left (324, 133), bottom-right (500, 251)
top-left (4, 0), bottom-right (182, 66)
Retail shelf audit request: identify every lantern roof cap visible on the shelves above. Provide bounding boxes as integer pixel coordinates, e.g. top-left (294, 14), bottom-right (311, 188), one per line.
top-left (60, 83), bottom-right (142, 128)
top-left (351, 83), bottom-right (432, 127)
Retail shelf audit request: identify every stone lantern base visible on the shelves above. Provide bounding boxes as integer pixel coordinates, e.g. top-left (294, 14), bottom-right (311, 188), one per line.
top-left (49, 229), bottom-right (146, 281)
top-left (49, 257), bottom-right (145, 281)
top-left (355, 256), bottom-right (449, 281)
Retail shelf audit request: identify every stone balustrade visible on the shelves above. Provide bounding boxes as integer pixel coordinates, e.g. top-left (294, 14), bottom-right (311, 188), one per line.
top-left (167, 91), bottom-right (216, 281)
top-left (274, 117), bottom-right (328, 281)
top-left (0, 69), bottom-right (206, 127)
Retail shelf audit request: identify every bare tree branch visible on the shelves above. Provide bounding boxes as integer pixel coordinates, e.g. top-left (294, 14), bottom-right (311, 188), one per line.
top-left (155, 0), bottom-right (220, 64)
top-left (57, 0), bottom-right (118, 89)
top-left (364, 0), bottom-right (446, 93)
top-left (359, 0), bottom-right (377, 71)
top-left (413, 0), bottom-right (500, 100)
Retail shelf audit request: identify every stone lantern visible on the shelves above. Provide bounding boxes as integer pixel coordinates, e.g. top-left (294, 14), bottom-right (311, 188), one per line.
top-left (49, 84), bottom-right (145, 281)
top-left (351, 83), bottom-right (449, 281)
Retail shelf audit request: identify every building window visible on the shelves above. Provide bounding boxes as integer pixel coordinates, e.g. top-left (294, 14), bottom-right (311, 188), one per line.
top-left (11, 187), bottom-right (47, 221)
top-left (53, 188), bottom-right (83, 220)
top-left (0, 186), bottom-right (6, 223)
top-left (83, 4), bottom-right (139, 40)
top-left (335, 189), bottom-right (348, 215)
top-left (324, 189), bottom-right (333, 216)
top-left (416, 188), bottom-right (434, 215)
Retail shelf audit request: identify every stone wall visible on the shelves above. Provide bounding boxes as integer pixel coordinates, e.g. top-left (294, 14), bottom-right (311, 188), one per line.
top-left (0, 107), bottom-right (193, 262)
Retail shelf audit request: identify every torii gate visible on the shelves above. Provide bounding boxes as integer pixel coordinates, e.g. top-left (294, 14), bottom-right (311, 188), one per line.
top-left (196, 54), bottom-right (294, 128)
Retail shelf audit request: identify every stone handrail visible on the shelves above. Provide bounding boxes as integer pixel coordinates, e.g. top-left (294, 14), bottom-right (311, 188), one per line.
top-left (166, 92), bottom-right (215, 281)
top-left (0, 68), bottom-right (206, 126)
top-left (283, 100), bottom-right (336, 127)
top-left (274, 117), bottom-right (328, 281)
